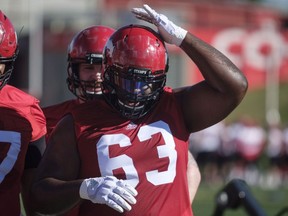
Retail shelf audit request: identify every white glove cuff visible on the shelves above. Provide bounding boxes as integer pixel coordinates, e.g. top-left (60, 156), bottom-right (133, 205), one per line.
top-left (79, 178), bottom-right (100, 200)
top-left (172, 27), bottom-right (187, 47)
top-left (79, 179), bottom-right (90, 200)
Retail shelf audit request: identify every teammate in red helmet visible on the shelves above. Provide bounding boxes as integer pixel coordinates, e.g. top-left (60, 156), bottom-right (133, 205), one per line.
top-left (0, 10), bottom-right (46, 216)
top-left (40, 26), bottom-right (115, 216)
top-left (43, 25), bottom-right (115, 142)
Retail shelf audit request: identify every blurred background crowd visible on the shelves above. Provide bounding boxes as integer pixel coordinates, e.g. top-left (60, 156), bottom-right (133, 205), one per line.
top-left (2, 0), bottom-right (288, 191)
top-left (189, 116), bottom-right (288, 189)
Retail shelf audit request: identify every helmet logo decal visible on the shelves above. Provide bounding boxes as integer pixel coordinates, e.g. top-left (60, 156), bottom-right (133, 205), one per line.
top-left (129, 68), bottom-right (151, 76)
top-left (86, 53), bottom-right (103, 64)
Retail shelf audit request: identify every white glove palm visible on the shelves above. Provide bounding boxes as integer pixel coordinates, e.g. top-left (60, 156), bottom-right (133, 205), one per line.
top-left (131, 4), bottom-right (187, 46)
top-left (80, 176), bottom-right (137, 213)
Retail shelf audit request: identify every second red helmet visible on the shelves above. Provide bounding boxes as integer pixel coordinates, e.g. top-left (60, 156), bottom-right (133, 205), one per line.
top-left (66, 25), bottom-right (115, 100)
top-left (0, 10), bottom-right (18, 90)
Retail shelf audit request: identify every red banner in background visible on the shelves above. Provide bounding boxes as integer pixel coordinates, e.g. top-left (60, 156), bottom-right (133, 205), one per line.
top-left (190, 26), bottom-right (288, 90)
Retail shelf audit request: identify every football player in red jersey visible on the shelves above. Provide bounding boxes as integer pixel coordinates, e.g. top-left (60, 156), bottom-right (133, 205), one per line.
top-left (41, 24), bottom-right (200, 214)
top-left (31, 4), bottom-right (248, 216)
top-left (42, 25), bottom-right (201, 207)
top-left (0, 11), bottom-right (46, 216)
top-left (41, 25), bottom-right (115, 216)
top-left (43, 25), bottom-right (116, 143)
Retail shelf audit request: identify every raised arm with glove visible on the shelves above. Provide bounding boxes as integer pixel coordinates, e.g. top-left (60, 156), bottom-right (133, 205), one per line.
top-left (132, 4), bottom-right (248, 132)
top-left (132, 4), bottom-right (187, 46)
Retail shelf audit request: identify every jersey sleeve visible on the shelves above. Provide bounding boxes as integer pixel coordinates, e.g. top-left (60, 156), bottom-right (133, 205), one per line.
top-left (29, 98), bottom-right (47, 141)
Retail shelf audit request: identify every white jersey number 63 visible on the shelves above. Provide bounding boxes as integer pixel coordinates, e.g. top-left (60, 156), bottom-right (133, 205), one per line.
top-left (97, 121), bottom-right (177, 187)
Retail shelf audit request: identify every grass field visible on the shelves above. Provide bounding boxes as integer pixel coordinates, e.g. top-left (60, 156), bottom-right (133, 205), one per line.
top-left (192, 181), bottom-right (288, 216)
top-left (22, 181), bottom-right (288, 216)
top-left (226, 83), bottom-right (288, 125)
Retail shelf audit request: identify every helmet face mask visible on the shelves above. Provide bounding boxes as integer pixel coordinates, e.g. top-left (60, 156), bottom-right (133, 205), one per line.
top-left (102, 25), bottom-right (169, 119)
top-left (66, 25), bottom-right (115, 100)
top-left (0, 60), bottom-right (14, 89)
top-left (0, 11), bottom-right (18, 90)
top-left (103, 66), bottom-right (166, 119)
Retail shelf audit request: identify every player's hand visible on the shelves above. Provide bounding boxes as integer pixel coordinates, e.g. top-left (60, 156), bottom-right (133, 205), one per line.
top-left (131, 4), bottom-right (187, 46)
top-left (79, 176), bottom-right (137, 213)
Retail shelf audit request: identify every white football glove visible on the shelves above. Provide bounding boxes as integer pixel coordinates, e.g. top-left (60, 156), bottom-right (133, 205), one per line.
top-left (131, 4), bottom-right (187, 46)
top-left (79, 176), bottom-right (137, 213)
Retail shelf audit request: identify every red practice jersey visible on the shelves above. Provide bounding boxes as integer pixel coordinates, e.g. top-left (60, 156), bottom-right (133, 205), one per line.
top-left (0, 85), bottom-right (46, 216)
top-left (42, 99), bottom-right (81, 216)
top-left (42, 99), bottom-right (80, 142)
top-left (71, 87), bottom-right (193, 216)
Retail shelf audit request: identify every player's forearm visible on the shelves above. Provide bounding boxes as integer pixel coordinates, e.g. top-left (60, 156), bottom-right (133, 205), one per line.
top-left (31, 178), bottom-right (82, 215)
top-left (187, 152), bottom-right (201, 203)
top-left (180, 33), bottom-right (248, 103)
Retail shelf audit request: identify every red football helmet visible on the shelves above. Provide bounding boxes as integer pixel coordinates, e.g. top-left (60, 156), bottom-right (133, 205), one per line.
top-left (0, 11), bottom-right (18, 90)
top-left (102, 24), bottom-right (169, 119)
top-left (67, 25), bottom-right (115, 100)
